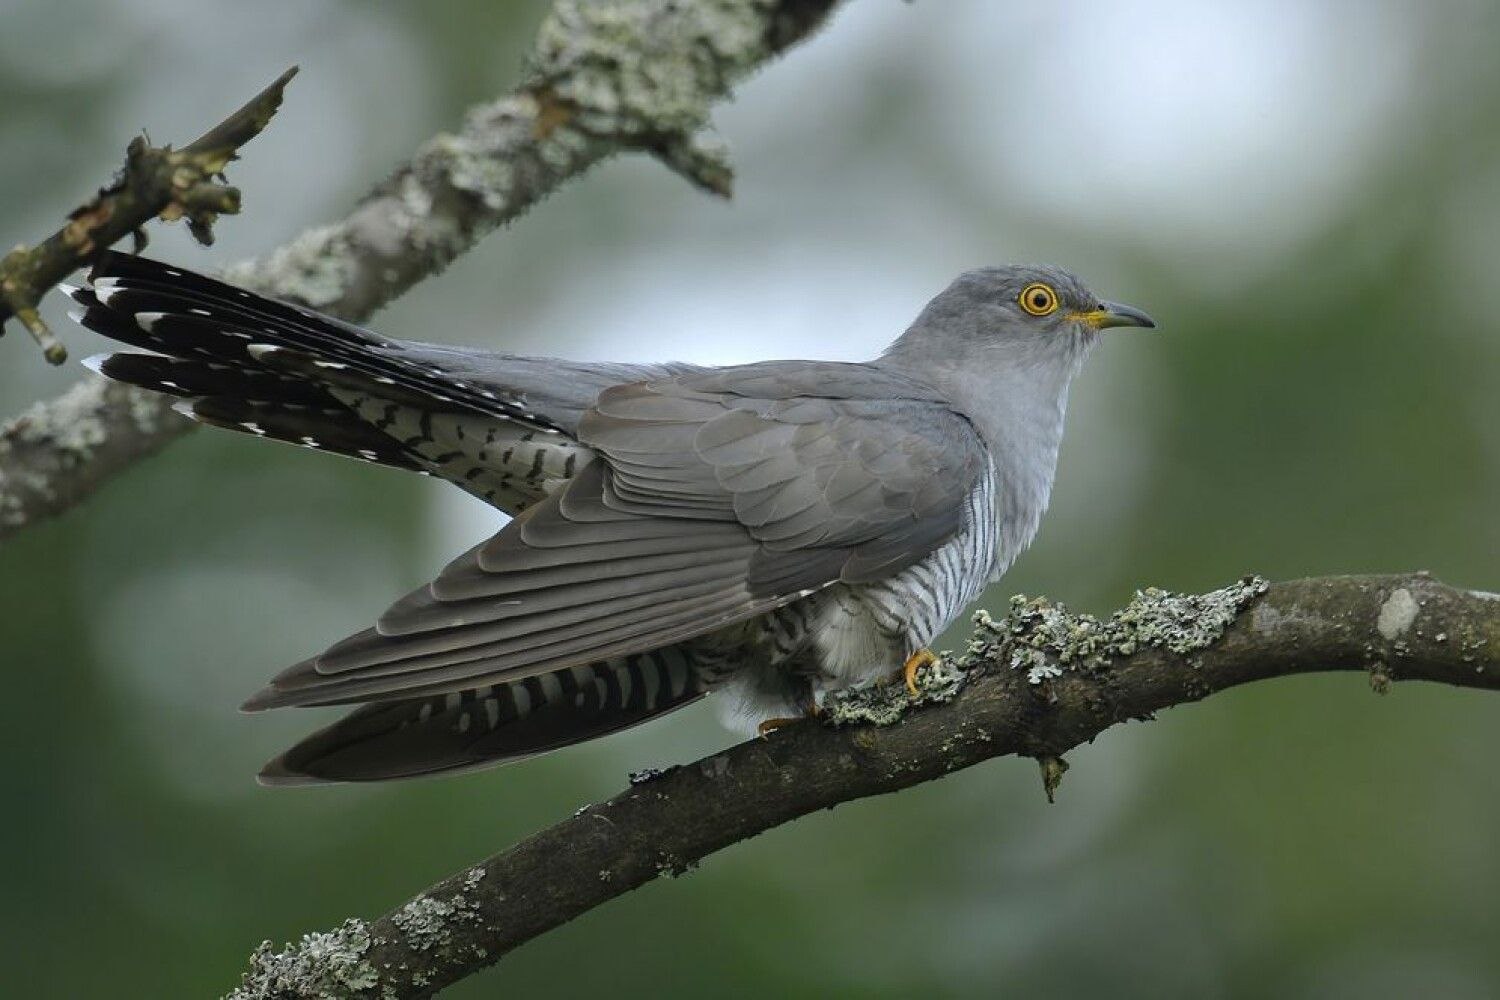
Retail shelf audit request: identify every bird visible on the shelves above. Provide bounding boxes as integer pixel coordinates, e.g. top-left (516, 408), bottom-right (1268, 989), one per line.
top-left (63, 252), bottom-right (1154, 784)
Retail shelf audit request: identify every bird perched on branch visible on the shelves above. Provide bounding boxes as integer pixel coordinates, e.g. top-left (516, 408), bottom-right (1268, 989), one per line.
top-left (65, 254), bottom-right (1153, 784)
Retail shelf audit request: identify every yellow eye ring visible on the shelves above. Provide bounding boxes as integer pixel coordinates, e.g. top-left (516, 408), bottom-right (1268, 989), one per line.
top-left (1019, 282), bottom-right (1059, 317)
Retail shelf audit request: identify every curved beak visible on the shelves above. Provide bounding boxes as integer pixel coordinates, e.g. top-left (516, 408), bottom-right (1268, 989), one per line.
top-left (1083, 300), bottom-right (1156, 331)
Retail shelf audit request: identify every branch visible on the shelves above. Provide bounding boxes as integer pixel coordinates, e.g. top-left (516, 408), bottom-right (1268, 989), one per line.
top-left (0, 0), bottom-right (844, 541)
top-left (229, 573), bottom-right (1500, 999)
top-left (0, 68), bottom-right (296, 364)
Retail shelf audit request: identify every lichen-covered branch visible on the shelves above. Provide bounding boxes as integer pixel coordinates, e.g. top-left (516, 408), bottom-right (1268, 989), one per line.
top-left (0, 0), bottom-right (844, 541)
top-left (0, 68), bottom-right (296, 364)
top-left (229, 573), bottom-right (1500, 1000)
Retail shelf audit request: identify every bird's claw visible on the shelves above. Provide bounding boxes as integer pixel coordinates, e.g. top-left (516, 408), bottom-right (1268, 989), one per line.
top-left (902, 648), bottom-right (938, 697)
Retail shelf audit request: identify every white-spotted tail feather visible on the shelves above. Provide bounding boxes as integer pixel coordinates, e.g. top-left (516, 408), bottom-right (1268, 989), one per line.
top-left (64, 251), bottom-right (598, 505)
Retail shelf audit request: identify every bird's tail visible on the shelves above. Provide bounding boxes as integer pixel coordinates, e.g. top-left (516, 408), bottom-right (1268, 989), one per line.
top-left (259, 649), bottom-right (705, 784)
top-left (64, 251), bottom-right (594, 509)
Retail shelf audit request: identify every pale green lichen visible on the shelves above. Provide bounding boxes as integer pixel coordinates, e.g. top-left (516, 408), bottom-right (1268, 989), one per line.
top-left (1377, 587), bottom-right (1420, 640)
top-left (533, 0), bottom-right (774, 139)
top-left (418, 0), bottom-right (820, 225)
top-left (427, 115), bottom-right (524, 211)
top-left (0, 379), bottom-right (174, 528)
top-left (821, 578), bottom-right (1268, 729)
top-left (389, 889), bottom-right (483, 954)
top-left (979, 576), bottom-right (1272, 681)
top-left (227, 918), bottom-right (379, 1000)
top-left (4, 380), bottom-right (116, 457)
top-left (822, 655), bottom-right (969, 727)
top-left (226, 225), bottom-right (360, 311)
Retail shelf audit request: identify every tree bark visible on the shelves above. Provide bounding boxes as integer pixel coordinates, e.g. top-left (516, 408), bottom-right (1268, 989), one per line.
top-left (228, 573), bottom-right (1500, 999)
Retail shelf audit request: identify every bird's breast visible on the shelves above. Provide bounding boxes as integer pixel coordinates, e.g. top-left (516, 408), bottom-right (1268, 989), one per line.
top-left (794, 462), bottom-right (1001, 686)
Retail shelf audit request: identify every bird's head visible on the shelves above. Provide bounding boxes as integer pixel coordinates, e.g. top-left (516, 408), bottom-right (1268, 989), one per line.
top-left (881, 264), bottom-right (1154, 382)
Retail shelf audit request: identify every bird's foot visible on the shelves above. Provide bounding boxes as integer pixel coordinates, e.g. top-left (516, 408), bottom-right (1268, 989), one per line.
top-left (902, 648), bottom-right (939, 697)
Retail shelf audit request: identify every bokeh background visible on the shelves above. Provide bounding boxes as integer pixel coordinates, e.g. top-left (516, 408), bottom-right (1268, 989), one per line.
top-left (3, 1), bottom-right (1499, 996)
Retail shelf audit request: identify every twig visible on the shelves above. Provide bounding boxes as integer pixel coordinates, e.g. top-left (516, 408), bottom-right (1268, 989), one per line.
top-left (229, 573), bottom-right (1500, 999)
top-left (0, 68), bottom-right (297, 364)
top-left (0, 0), bottom-right (844, 543)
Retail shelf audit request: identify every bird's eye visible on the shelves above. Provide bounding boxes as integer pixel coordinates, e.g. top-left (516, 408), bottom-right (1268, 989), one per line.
top-left (1018, 282), bottom-right (1059, 317)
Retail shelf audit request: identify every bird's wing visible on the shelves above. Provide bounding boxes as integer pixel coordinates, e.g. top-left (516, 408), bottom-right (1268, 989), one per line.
top-left (248, 362), bottom-right (987, 709)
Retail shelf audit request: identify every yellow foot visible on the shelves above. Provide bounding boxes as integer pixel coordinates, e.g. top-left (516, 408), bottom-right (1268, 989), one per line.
top-left (902, 648), bottom-right (939, 697)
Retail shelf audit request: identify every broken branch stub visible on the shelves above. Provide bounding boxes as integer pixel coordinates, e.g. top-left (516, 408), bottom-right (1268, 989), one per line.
top-left (0, 66), bottom-right (298, 365)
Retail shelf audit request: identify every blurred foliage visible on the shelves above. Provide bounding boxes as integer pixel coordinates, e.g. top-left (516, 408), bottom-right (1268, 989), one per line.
top-left (1, 1), bottom-right (1498, 997)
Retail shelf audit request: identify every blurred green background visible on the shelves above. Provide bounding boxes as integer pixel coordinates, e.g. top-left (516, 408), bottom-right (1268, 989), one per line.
top-left (3, 1), bottom-right (1499, 996)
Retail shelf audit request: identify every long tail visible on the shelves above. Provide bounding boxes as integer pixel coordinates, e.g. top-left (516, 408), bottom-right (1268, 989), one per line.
top-left (65, 251), bottom-right (596, 511)
top-left (259, 649), bottom-right (705, 784)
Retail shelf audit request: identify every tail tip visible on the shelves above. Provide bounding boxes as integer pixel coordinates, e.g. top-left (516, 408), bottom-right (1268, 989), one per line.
top-left (79, 353), bottom-right (111, 377)
top-left (240, 685), bottom-right (285, 712)
top-left (169, 399), bottom-right (201, 422)
top-left (256, 755), bottom-right (329, 787)
top-left (92, 276), bottom-right (122, 306)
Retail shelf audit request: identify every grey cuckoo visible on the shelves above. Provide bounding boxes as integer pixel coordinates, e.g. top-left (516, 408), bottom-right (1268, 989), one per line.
top-left (65, 253), bottom-right (1154, 784)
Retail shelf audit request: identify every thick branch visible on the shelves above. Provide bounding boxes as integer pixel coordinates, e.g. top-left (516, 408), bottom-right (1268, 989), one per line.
top-left (0, 0), bottom-right (843, 541)
top-left (0, 68), bottom-right (296, 363)
top-left (230, 573), bottom-right (1500, 999)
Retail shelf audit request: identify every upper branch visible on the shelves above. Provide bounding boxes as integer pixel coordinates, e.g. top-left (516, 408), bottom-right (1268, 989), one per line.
top-left (0, 0), bottom-right (844, 542)
top-left (0, 68), bottom-right (296, 364)
top-left (230, 573), bottom-right (1500, 999)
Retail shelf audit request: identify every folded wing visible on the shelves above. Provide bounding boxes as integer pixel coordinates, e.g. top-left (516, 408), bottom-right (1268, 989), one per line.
top-left (247, 362), bottom-right (987, 709)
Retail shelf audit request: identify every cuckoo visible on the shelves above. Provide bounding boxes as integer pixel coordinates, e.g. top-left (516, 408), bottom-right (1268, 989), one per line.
top-left (64, 253), bottom-right (1154, 784)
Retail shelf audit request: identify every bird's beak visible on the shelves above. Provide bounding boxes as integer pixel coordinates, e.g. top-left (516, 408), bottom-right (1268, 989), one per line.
top-left (1075, 301), bottom-right (1156, 331)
